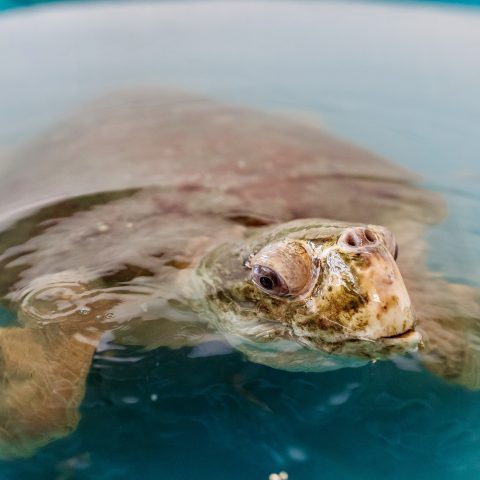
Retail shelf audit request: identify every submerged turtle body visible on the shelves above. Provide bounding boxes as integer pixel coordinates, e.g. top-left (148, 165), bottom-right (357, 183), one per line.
top-left (0, 91), bottom-right (478, 457)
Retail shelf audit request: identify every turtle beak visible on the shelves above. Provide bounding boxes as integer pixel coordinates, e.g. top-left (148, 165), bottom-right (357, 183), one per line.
top-left (334, 226), bottom-right (416, 341)
top-left (377, 328), bottom-right (422, 352)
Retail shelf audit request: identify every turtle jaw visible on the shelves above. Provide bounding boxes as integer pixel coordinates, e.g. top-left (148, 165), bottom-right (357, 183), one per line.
top-left (294, 323), bottom-right (422, 360)
top-left (377, 328), bottom-right (422, 351)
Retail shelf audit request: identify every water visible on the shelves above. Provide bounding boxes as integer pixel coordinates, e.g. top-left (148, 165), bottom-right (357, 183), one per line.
top-left (0, 1), bottom-right (479, 479)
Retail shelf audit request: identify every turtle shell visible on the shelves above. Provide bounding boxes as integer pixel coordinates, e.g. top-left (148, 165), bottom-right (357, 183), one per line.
top-left (0, 90), bottom-right (445, 321)
top-left (0, 90), bottom-right (444, 228)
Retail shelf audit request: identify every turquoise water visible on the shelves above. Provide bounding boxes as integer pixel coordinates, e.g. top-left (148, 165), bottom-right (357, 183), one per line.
top-left (0, 1), bottom-right (479, 479)
top-left (3, 348), bottom-right (480, 479)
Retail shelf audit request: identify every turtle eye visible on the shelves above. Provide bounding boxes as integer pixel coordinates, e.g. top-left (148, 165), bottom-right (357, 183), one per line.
top-left (394, 243), bottom-right (399, 261)
top-left (251, 265), bottom-right (290, 296)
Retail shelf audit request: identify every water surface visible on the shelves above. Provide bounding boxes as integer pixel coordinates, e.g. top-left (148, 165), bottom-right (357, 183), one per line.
top-left (0, 2), bottom-right (479, 479)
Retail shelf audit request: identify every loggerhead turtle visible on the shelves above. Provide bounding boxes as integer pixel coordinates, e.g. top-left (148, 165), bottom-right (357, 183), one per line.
top-left (0, 90), bottom-right (478, 458)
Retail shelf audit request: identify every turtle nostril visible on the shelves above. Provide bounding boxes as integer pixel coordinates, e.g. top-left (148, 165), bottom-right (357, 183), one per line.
top-left (340, 227), bottom-right (378, 249)
top-left (345, 232), bottom-right (360, 247)
top-left (364, 229), bottom-right (376, 243)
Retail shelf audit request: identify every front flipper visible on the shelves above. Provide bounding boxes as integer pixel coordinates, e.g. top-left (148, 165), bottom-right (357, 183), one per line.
top-left (0, 268), bottom-right (218, 458)
top-left (0, 272), bottom-right (115, 458)
top-left (0, 326), bottom-right (100, 458)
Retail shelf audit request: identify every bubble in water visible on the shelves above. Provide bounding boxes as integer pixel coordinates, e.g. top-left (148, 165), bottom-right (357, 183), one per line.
top-left (269, 472), bottom-right (288, 480)
top-left (287, 446), bottom-right (307, 462)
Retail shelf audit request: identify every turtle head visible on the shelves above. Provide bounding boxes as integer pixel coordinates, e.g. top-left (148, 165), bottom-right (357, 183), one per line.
top-left (197, 219), bottom-right (421, 371)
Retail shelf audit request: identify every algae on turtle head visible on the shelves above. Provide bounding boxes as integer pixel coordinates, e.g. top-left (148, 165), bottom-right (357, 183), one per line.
top-left (195, 218), bottom-right (420, 372)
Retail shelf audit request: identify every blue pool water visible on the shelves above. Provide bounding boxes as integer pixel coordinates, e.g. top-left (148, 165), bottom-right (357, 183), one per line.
top-left (0, 1), bottom-right (479, 479)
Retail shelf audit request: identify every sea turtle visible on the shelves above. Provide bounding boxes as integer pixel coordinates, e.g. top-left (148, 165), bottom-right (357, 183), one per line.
top-left (0, 90), bottom-right (478, 458)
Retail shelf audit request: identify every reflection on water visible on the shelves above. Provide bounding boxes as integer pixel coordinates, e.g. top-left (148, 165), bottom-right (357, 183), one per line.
top-left (0, 1), bottom-right (479, 479)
